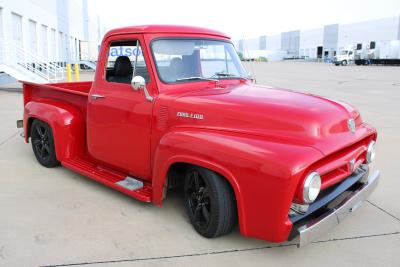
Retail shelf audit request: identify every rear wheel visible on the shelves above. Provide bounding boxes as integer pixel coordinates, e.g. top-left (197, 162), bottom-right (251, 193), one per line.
top-left (31, 120), bottom-right (59, 168)
top-left (184, 166), bottom-right (237, 238)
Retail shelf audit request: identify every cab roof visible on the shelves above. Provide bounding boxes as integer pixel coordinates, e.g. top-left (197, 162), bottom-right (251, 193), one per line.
top-left (105, 25), bottom-right (229, 39)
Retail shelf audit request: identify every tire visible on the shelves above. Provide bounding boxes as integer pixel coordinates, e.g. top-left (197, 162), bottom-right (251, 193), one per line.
top-left (341, 60), bottom-right (347, 66)
top-left (184, 166), bottom-right (237, 238)
top-left (31, 119), bottom-right (59, 168)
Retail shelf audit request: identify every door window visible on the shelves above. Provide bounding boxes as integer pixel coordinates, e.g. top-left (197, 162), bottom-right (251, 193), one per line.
top-left (105, 40), bottom-right (150, 84)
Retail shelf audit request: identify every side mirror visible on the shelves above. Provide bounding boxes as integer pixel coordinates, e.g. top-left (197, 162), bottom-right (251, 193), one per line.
top-left (131, 76), bottom-right (153, 102)
top-left (131, 75), bottom-right (146, 90)
top-left (247, 73), bottom-right (256, 83)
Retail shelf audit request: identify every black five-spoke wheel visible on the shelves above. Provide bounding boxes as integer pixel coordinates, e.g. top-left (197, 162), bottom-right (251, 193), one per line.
top-left (31, 119), bottom-right (59, 168)
top-left (186, 169), bottom-right (212, 229)
top-left (184, 166), bottom-right (237, 238)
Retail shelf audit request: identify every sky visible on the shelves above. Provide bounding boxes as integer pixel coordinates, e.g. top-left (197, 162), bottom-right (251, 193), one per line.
top-left (88, 0), bottom-right (400, 40)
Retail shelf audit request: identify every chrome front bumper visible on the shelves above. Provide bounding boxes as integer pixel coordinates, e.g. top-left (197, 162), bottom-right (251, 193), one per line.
top-left (297, 170), bottom-right (380, 247)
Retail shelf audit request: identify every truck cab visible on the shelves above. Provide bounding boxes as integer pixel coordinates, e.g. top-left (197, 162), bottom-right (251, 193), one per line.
top-left (21, 25), bottom-right (379, 247)
top-left (334, 48), bottom-right (355, 65)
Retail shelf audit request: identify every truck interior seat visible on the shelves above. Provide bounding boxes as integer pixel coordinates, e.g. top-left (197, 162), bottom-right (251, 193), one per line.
top-left (107, 56), bottom-right (151, 84)
top-left (109, 56), bottom-right (133, 84)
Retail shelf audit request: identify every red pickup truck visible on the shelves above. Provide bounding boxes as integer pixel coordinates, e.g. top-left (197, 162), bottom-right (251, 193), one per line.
top-left (20, 25), bottom-right (379, 247)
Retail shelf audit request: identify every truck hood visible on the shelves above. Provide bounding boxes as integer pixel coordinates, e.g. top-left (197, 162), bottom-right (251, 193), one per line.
top-left (170, 83), bottom-right (365, 155)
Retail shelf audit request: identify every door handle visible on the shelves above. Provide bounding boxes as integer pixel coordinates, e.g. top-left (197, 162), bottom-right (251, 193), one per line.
top-left (91, 94), bottom-right (105, 100)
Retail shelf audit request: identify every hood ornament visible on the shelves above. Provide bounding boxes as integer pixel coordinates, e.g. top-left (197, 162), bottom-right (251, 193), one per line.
top-left (347, 118), bottom-right (356, 133)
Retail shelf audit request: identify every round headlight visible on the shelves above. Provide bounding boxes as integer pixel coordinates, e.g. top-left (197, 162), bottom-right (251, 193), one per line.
top-left (366, 141), bottom-right (376, 164)
top-left (303, 172), bottom-right (321, 203)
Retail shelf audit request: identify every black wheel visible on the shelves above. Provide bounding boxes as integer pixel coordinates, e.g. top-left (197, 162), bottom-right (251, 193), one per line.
top-left (31, 120), bottom-right (59, 168)
top-left (341, 60), bottom-right (347, 66)
top-left (184, 166), bottom-right (237, 238)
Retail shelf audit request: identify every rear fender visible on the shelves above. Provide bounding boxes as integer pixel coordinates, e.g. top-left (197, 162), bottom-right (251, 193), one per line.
top-left (24, 100), bottom-right (85, 161)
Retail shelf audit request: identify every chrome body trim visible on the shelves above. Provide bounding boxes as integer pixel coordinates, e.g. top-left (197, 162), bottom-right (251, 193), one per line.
top-left (297, 170), bottom-right (380, 247)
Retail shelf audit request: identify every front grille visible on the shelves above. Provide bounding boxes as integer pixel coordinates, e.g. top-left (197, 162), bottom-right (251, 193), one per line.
top-left (313, 138), bottom-right (371, 191)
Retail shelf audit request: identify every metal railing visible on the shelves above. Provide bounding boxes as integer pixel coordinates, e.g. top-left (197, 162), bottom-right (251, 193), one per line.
top-left (0, 40), bottom-right (65, 83)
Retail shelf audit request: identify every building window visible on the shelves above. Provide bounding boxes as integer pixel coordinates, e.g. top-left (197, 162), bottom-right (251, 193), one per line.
top-left (0, 8), bottom-right (3, 39)
top-left (41, 24), bottom-right (48, 59)
top-left (28, 19), bottom-right (37, 54)
top-left (50, 29), bottom-right (56, 61)
top-left (11, 13), bottom-right (23, 44)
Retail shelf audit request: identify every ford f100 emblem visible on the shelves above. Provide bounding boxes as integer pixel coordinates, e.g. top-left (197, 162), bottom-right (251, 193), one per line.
top-left (347, 118), bottom-right (356, 133)
top-left (177, 112), bottom-right (204, 120)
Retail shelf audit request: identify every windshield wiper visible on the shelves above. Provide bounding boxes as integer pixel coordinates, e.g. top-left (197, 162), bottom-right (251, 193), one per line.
top-left (176, 77), bottom-right (218, 82)
top-left (211, 72), bottom-right (247, 80)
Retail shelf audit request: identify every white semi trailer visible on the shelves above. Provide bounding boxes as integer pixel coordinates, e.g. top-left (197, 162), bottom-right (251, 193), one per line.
top-left (355, 40), bottom-right (400, 65)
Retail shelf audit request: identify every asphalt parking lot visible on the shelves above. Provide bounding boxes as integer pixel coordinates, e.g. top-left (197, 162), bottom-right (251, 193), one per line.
top-left (0, 61), bottom-right (399, 267)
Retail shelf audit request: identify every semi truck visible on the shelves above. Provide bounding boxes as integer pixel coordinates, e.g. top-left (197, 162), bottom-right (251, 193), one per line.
top-left (333, 47), bottom-right (355, 66)
top-left (19, 25), bottom-right (380, 247)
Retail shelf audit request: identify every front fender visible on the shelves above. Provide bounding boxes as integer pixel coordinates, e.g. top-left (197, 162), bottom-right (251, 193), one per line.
top-left (152, 128), bottom-right (323, 242)
top-left (24, 100), bottom-right (85, 161)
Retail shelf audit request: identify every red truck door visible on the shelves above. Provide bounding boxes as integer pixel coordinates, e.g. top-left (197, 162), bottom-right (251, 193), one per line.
top-left (87, 35), bottom-right (155, 180)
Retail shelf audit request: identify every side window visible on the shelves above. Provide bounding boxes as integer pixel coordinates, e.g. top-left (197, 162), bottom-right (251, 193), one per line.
top-left (370, 41), bottom-right (376, 49)
top-left (105, 40), bottom-right (150, 84)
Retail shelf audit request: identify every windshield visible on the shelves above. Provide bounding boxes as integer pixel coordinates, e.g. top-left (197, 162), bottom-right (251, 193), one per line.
top-left (151, 39), bottom-right (247, 83)
top-left (340, 50), bottom-right (349, 55)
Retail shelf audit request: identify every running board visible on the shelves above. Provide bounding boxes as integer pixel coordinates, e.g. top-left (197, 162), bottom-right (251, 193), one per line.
top-left (62, 158), bottom-right (152, 202)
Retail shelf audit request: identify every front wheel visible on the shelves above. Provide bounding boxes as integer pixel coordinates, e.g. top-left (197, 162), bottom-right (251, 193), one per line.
top-left (184, 166), bottom-right (237, 238)
top-left (31, 119), bottom-right (59, 168)
top-left (341, 60), bottom-right (348, 66)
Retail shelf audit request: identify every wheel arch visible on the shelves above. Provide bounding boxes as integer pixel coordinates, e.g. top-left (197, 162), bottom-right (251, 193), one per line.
top-left (151, 129), bottom-right (249, 234)
top-left (158, 156), bottom-right (246, 234)
top-left (24, 101), bottom-right (85, 161)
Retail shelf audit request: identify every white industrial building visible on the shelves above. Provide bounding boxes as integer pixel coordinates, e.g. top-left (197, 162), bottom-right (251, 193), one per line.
top-left (237, 15), bottom-right (400, 61)
top-left (0, 0), bottom-right (105, 83)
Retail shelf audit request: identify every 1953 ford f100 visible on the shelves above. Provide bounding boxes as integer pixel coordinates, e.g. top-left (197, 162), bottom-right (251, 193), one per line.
top-left (19, 25), bottom-right (380, 247)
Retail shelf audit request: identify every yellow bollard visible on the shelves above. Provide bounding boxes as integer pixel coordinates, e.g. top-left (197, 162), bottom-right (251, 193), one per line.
top-left (66, 64), bottom-right (72, 82)
top-left (74, 63), bottom-right (80, 82)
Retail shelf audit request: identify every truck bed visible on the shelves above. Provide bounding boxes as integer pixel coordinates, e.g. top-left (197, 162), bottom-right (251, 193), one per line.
top-left (22, 81), bottom-right (92, 119)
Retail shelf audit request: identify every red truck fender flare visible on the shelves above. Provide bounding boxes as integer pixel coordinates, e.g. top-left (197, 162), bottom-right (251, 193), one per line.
top-left (24, 100), bottom-right (85, 161)
top-left (151, 130), bottom-right (248, 234)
